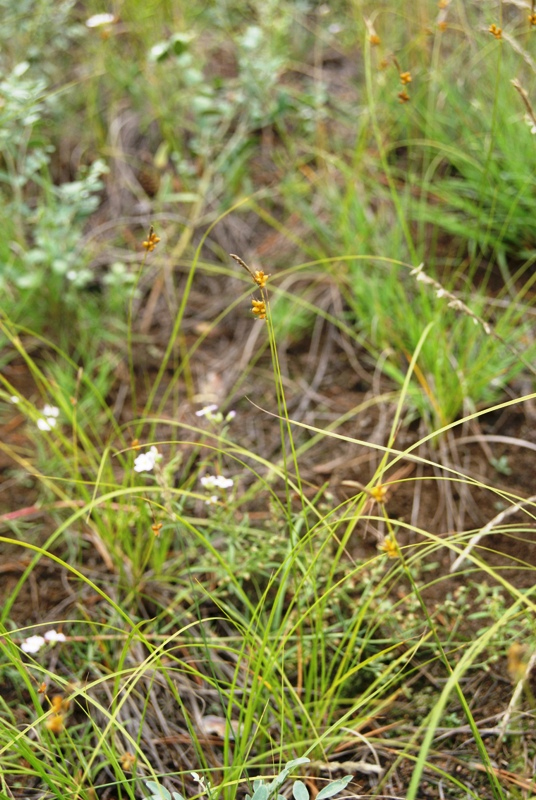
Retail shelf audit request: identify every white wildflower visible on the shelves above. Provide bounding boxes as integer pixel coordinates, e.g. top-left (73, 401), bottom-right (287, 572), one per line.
top-left (201, 474), bottom-right (234, 490)
top-left (195, 404), bottom-right (218, 417)
top-left (225, 410), bottom-right (236, 421)
top-left (86, 13), bottom-right (116, 28)
top-left (21, 635), bottom-right (46, 654)
top-left (37, 405), bottom-right (60, 431)
top-left (133, 446), bottom-right (161, 473)
top-left (10, 396), bottom-right (19, 404)
top-left (44, 629), bottom-right (66, 644)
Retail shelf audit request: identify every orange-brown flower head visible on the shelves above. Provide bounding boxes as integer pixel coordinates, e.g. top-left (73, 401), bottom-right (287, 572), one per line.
top-left (507, 642), bottom-right (527, 683)
top-left (529, 13), bottom-right (536, 26)
top-left (370, 484), bottom-right (388, 503)
top-left (120, 752), bottom-right (137, 772)
top-left (46, 713), bottom-right (65, 734)
top-left (253, 269), bottom-right (270, 288)
top-left (152, 522), bottom-right (163, 537)
top-left (251, 299), bottom-right (267, 319)
top-left (45, 695), bottom-right (70, 734)
top-left (488, 24), bottom-right (502, 39)
top-left (399, 71), bottom-right (412, 85)
top-left (379, 536), bottom-right (398, 558)
top-left (231, 254), bottom-right (270, 288)
top-left (142, 226), bottom-right (160, 252)
top-left (438, 0), bottom-right (449, 8)
top-left (438, 20), bottom-right (448, 31)
top-left (398, 90), bottom-right (410, 103)
top-left (369, 33), bottom-right (381, 46)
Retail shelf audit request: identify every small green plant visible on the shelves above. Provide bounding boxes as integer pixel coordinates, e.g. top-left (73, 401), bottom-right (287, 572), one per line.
top-left (144, 759), bottom-right (354, 800)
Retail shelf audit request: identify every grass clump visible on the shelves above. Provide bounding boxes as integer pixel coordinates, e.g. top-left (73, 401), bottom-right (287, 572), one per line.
top-left (2, 3), bottom-right (536, 800)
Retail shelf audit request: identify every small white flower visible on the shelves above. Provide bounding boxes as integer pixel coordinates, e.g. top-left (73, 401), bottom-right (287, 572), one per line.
top-left (225, 410), bottom-right (236, 421)
top-left (86, 12), bottom-right (116, 28)
top-left (44, 629), bottom-right (66, 644)
top-left (196, 404), bottom-right (218, 417)
top-left (21, 635), bottom-right (46, 654)
top-left (37, 405), bottom-right (60, 431)
top-left (215, 475), bottom-right (233, 489)
top-left (133, 446), bottom-right (161, 473)
top-left (10, 396), bottom-right (19, 404)
top-left (201, 474), bottom-right (234, 490)
top-left (205, 495), bottom-right (219, 506)
top-left (37, 418), bottom-right (53, 431)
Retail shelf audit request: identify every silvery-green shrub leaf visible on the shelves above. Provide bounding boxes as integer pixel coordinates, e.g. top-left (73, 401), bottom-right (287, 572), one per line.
top-left (270, 758), bottom-right (310, 794)
top-left (144, 781), bottom-right (172, 800)
top-left (285, 758), bottom-right (310, 771)
top-left (316, 775), bottom-right (353, 800)
top-left (251, 783), bottom-right (269, 800)
top-left (293, 779), bottom-right (309, 800)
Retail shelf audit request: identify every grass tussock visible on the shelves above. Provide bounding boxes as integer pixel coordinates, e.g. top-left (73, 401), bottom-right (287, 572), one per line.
top-left (1, 3), bottom-right (536, 800)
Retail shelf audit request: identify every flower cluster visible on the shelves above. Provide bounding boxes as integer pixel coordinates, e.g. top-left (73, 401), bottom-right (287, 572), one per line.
top-left (230, 253), bottom-right (270, 321)
top-left (37, 405), bottom-right (59, 432)
top-left (251, 299), bottom-right (267, 319)
top-left (21, 629), bottom-right (66, 654)
top-left (488, 23), bottom-right (502, 39)
top-left (142, 227), bottom-right (160, 252)
top-left (379, 536), bottom-right (398, 558)
top-left (46, 694), bottom-right (70, 734)
top-left (133, 446), bottom-right (162, 473)
top-left (252, 269), bottom-right (270, 288)
top-left (201, 474), bottom-right (234, 491)
top-left (200, 473), bottom-right (234, 505)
